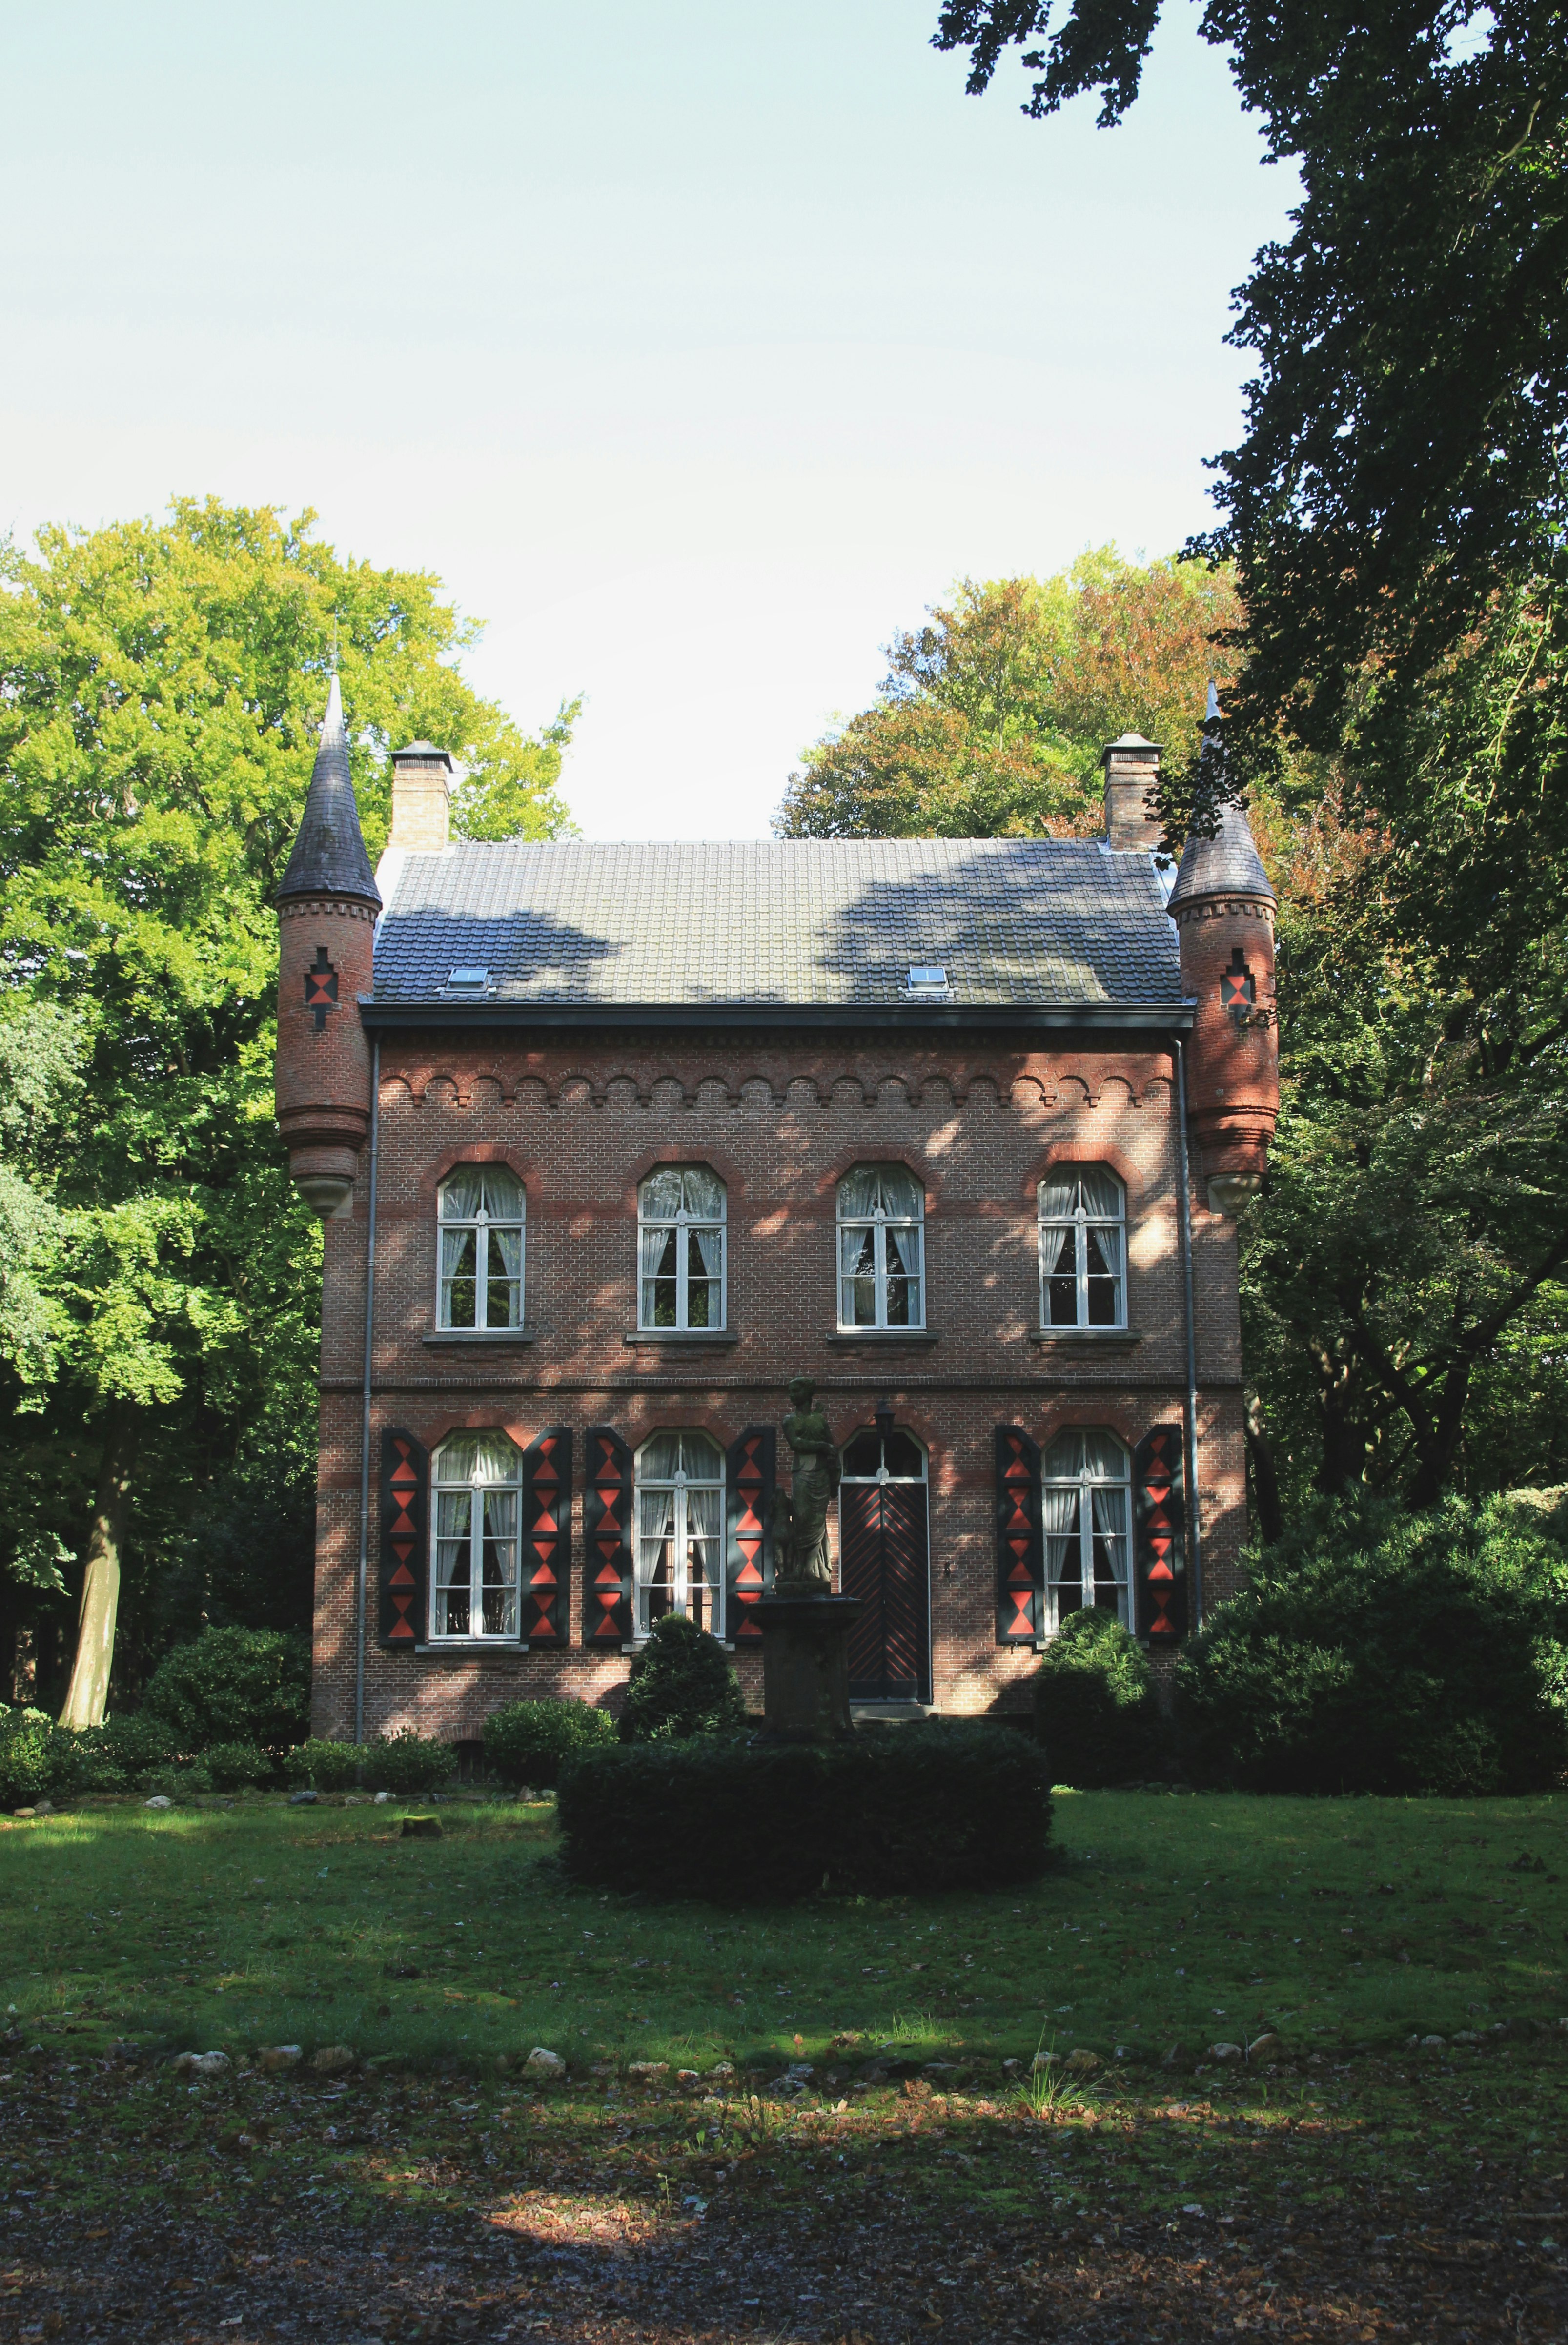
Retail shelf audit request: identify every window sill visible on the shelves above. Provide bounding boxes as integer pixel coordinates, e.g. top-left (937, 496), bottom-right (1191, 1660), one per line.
top-left (414, 1642), bottom-right (529, 1657)
top-left (825, 1329), bottom-right (939, 1346)
top-left (422, 1329), bottom-right (536, 1346)
top-left (1028, 1328), bottom-right (1142, 1347)
top-left (624, 1331), bottom-right (739, 1347)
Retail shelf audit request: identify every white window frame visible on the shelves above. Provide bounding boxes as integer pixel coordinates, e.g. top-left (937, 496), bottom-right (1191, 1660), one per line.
top-left (836, 1165), bottom-right (926, 1330)
top-left (1038, 1168), bottom-right (1126, 1330)
top-left (429, 1432), bottom-right (524, 1643)
top-left (1040, 1429), bottom-right (1132, 1633)
top-left (632, 1431), bottom-right (726, 1640)
top-left (436, 1168), bottom-right (526, 1331)
top-left (637, 1168), bottom-right (727, 1331)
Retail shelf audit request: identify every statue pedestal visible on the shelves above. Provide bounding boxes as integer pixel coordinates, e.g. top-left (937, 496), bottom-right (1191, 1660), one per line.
top-left (754, 1594), bottom-right (862, 1743)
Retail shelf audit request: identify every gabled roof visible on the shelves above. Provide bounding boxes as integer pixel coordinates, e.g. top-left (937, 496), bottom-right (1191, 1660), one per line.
top-left (368, 836), bottom-right (1187, 1022)
top-left (277, 677), bottom-right (382, 910)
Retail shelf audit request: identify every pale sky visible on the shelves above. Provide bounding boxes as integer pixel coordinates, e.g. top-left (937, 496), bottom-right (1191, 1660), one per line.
top-left (2, 1), bottom-right (1296, 840)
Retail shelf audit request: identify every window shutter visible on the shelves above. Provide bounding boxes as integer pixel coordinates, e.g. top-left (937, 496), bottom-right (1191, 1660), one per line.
top-left (995, 1426), bottom-right (1043, 1643)
top-left (725, 1426), bottom-right (775, 1644)
top-left (521, 1427), bottom-right (572, 1646)
top-left (583, 1428), bottom-right (632, 1646)
top-left (379, 1427), bottom-right (428, 1650)
top-left (1134, 1426), bottom-right (1187, 1640)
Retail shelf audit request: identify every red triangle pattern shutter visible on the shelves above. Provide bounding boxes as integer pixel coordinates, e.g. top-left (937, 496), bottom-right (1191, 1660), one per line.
top-left (724, 1426), bottom-right (775, 1641)
top-left (994, 1426), bottom-right (1043, 1643)
top-left (379, 1427), bottom-right (428, 1650)
top-left (521, 1427), bottom-right (572, 1646)
top-left (583, 1428), bottom-right (632, 1645)
top-left (1134, 1426), bottom-right (1187, 1640)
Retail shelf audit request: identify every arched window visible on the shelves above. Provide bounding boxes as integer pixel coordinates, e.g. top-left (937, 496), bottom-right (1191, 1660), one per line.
top-left (1038, 1167), bottom-right (1125, 1328)
top-left (1040, 1428), bottom-right (1131, 1631)
top-left (431, 1432), bottom-right (523, 1640)
top-left (438, 1168), bottom-right (525, 1330)
top-left (638, 1168), bottom-right (726, 1330)
top-left (633, 1431), bottom-right (725, 1637)
top-left (837, 1164), bottom-right (924, 1329)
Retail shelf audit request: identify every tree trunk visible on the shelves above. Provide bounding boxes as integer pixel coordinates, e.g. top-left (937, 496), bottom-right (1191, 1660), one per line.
top-left (58, 1399), bottom-right (140, 1730)
top-left (1243, 1389), bottom-right (1285, 1546)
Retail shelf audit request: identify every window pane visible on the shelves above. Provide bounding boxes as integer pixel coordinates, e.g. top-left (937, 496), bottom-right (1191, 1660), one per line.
top-left (439, 1173), bottom-right (485, 1222)
top-left (885, 1224), bottom-right (921, 1326)
top-left (1080, 1429), bottom-right (1130, 1483)
top-left (641, 1226), bottom-right (678, 1326)
top-left (435, 1490), bottom-right (472, 1638)
top-left (1044, 1488), bottom-right (1082, 1616)
top-left (441, 1228), bottom-right (477, 1328)
top-left (837, 1167), bottom-right (883, 1219)
top-left (688, 1225), bottom-right (723, 1328)
top-left (637, 1487), bottom-right (676, 1631)
top-left (1078, 1168), bottom-right (1124, 1220)
top-left (1085, 1224), bottom-right (1120, 1327)
top-left (841, 1431), bottom-right (881, 1477)
top-left (681, 1168), bottom-right (725, 1221)
top-left (685, 1485), bottom-right (722, 1633)
top-left (1038, 1178), bottom-right (1077, 1219)
top-left (1047, 1224), bottom-right (1080, 1326)
top-left (877, 1165), bottom-right (923, 1219)
top-left (840, 1225), bottom-right (877, 1326)
top-left (640, 1169), bottom-right (686, 1220)
top-left (479, 1170), bottom-right (523, 1220)
top-left (882, 1429), bottom-right (924, 1478)
top-left (434, 1434), bottom-right (520, 1486)
top-left (487, 1223), bottom-right (523, 1327)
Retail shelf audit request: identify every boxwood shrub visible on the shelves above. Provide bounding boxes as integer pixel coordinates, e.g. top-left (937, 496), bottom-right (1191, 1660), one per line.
top-left (1032, 1610), bottom-right (1167, 1787)
top-left (1177, 1491), bottom-right (1568, 1794)
top-left (483, 1698), bottom-right (617, 1787)
top-left (557, 1723), bottom-right (1052, 1900)
top-left (618, 1615), bottom-right (748, 1743)
top-left (283, 1731), bottom-right (457, 1794)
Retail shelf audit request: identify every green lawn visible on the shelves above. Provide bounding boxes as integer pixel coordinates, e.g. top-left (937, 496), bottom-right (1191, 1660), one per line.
top-left (3, 1787), bottom-right (1564, 2069)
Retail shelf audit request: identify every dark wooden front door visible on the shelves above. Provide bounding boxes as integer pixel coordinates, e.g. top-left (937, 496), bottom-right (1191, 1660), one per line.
top-left (841, 1479), bottom-right (931, 1703)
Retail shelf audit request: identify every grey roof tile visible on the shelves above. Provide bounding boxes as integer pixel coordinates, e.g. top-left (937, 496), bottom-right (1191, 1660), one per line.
top-left (1168, 797), bottom-right (1276, 910)
top-left (277, 678), bottom-right (381, 909)
top-left (372, 837), bottom-right (1184, 1009)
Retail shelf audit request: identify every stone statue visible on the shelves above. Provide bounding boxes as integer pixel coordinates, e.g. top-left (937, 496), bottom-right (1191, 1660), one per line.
top-left (776, 1374), bottom-right (839, 1593)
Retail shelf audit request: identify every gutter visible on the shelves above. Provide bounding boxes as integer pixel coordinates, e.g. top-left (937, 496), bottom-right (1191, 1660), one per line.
top-left (354, 1038), bottom-right (381, 1747)
top-left (358, 999), bottom-right (1197, 1035)
top-left (1175, 1038), bottom-right (1204, 1627)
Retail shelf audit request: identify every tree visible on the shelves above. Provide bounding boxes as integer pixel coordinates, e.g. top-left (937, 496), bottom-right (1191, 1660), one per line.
top-left (775, 551), bottom-right (1241, 837)
top-left (933, 3), bottom-right (1568, 750)
top-left (0, 498), bottom-right (577, 1721)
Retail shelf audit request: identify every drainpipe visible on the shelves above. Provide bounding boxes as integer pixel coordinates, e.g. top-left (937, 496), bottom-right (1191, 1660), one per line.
top-left (354, 1038), bottom-right (381, 1746)
top-left (1175, 1038), bottom-right (1204, 1626)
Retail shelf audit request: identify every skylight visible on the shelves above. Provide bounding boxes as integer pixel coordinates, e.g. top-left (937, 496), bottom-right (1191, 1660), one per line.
top-left (905, 964), bottom-right (950, 994)
top-left (445, 966), bottom-right (491, 995)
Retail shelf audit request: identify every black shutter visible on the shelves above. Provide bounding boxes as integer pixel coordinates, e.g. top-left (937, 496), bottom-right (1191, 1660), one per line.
top-left (583, 1427), bottom-right (632, 1646)
top-left (725, 1426), bottom-right (775, 1646)
top-left (379, 1427), bottom-right (428, 1650)
top-left (521, 1427), bottom-right (572, 1646)
top-left (1134, 1425), bottom-right (1187, 1640)
top-left (995, 1426), bottom-right (1043, 1643)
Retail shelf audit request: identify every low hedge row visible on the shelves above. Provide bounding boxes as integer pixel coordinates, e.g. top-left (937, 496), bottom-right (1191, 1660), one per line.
top-left (0, 1712), bottom-right (458, 1806)
top-left (556, 1723), bottom-right (1052, 1900)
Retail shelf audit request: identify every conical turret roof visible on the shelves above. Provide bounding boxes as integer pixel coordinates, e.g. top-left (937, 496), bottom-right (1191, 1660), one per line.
top-left (276, 676), bottom-right (382, 909)
top-left (1167, 686), bottom-right (1275, 910)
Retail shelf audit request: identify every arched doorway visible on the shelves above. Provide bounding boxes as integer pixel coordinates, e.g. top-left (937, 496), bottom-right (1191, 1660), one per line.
top-left (838, 1411), bottom-right (931, 1705)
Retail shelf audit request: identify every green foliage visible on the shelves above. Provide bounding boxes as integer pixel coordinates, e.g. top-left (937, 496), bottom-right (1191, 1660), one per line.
top-left (0, 1706), bottom-right (62, 1807)
top-left (558, 1723), bottom-right (1052, 1900)
top-left (202, 1740), bottom-right (273, 1792)
top-left (283, 1739), bottom-right (363, 1792)
top-left (283, 1730), bottom-right (457, 1794)
top-left (774, 554), bottom-right (1240, 839)
top-left (1032, 1610), bottom-right (1165, 1789)
top-left (141, 1627), bottom-right (310, 1751)
top-left (0, 497), bottom-right (577, 1709)
top-left (482, 1697), bottom-right (617, 1787)
top-left (1176, 1493), bottom-right (1568, 1794)
top-left (618, 1614), bottom-right (749, 1744)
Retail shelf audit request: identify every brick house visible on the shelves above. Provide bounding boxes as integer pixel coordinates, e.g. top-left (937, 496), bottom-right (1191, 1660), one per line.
top-left (275, 684), bottom-right (1278, 1742)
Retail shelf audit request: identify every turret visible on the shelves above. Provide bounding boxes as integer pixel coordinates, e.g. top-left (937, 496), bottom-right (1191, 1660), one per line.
top-left (274, 677), bottom-right (380, 1219)
top-left (1168, 691), bottom-right (1278, 1215)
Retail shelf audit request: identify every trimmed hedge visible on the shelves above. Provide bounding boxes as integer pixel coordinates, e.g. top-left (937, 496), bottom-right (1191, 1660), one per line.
top-left (483, 1698), bottom-right (617, 1787)
top-left (1032, 1610), bottom-right (1167, 1788)
top-left (557, 1723), bottom-right (1052, 1900)
top-left (619, 1614), bottom-right (748, 1743)
top-left (283, 1731), bottom-right (457, 1794)
top-left (1177, 1491), bottom-right (1568, 1794)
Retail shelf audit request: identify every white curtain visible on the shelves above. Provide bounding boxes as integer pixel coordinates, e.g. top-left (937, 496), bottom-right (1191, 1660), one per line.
top-left (641, 1167), bottom-right (725, 1222)
top-left (490, 1224), bottom-right (523, 1282)
top-left (838, 1164), bottom-right (921, 1221)
top-left (440, 1171), bottom-right (485, 1222)
top-left (638, 1431), bottom-right (721, 1483)
top-left (435, 1433), bottom-right (521, 1486)
top-left (1038, 1169), bottom-right (1123, 1222)
top-left (1038, 1223), bottom-right (1069, 1280)
top-left (439, 1169), bottom-right (523, 1223)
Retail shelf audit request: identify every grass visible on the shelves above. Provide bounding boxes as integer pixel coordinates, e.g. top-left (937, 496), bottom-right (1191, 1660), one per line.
top-left (4, 1791), bottom-right (1566, 2337)
top-left (2, 1787), bottom-right (1564, 2069)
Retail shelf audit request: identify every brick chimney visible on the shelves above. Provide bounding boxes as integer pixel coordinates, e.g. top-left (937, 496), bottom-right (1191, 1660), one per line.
top-left (1101, 733), bottom-right (1164, 852)
top-left (387, 741), bottom-right (454, 856)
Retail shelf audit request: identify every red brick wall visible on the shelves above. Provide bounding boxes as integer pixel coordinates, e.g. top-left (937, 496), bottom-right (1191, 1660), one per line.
top-left (308, 1033), bottom-right (1248, 1737)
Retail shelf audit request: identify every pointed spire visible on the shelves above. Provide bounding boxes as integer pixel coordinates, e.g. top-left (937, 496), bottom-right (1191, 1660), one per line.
top-left (1168, 685), bottom-right (1275, 910)
top-left (277, 675), bottom-right (381, 909)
